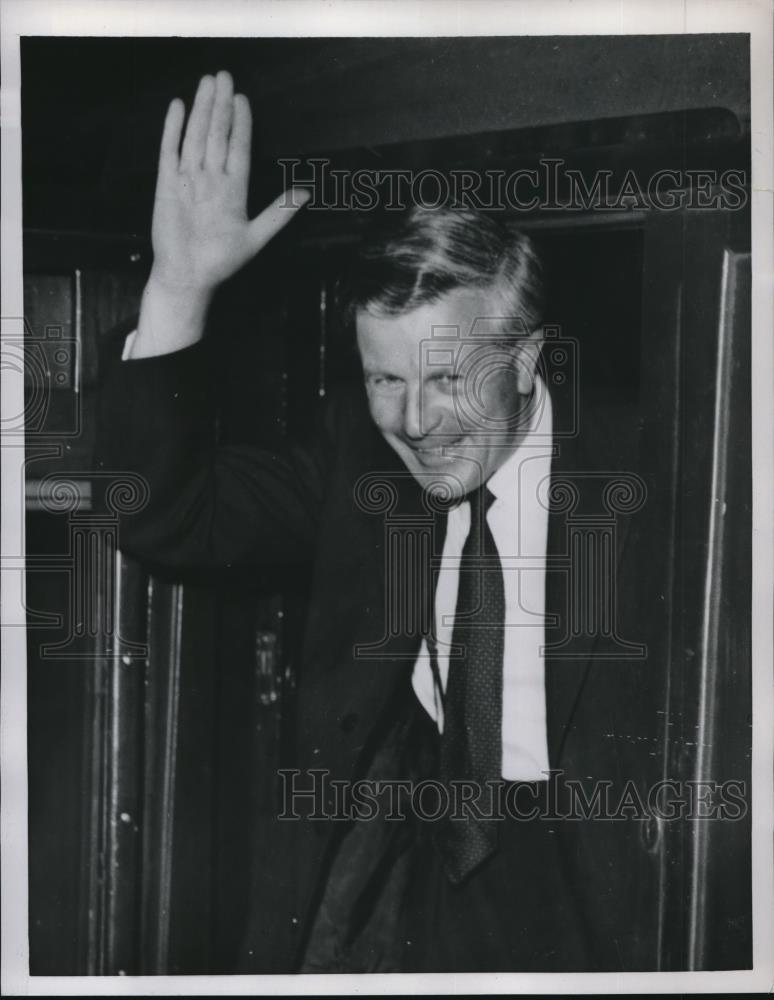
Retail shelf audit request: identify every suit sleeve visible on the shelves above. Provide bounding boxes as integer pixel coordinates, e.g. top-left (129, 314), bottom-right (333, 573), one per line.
top-left (95, 331), bottom-right (333, 572)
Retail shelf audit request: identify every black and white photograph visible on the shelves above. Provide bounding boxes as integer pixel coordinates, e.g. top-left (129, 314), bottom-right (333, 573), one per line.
top-left (1, 0), bottom-right (772, 993)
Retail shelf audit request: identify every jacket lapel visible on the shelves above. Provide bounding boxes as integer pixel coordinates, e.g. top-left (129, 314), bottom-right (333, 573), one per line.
top-left (544, 386), bottom-right (640, 769)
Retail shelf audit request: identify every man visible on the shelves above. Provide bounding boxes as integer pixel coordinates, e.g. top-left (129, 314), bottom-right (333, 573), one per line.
top-left (101, 70), bottom-right (656, 972)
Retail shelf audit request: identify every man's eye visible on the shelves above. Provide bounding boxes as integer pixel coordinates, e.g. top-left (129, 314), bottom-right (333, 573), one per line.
top-left (368, 374), bottom-right (402, 388)
top-left (436, 373), bottom-right (462, 387)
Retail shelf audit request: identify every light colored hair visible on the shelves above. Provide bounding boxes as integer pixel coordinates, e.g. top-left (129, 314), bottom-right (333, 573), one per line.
top-left (337, 205), bottom-right (544, 338)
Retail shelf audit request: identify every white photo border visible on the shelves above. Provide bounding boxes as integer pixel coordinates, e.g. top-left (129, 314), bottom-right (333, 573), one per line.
top-left (2, 0), bottom-right (772, 995)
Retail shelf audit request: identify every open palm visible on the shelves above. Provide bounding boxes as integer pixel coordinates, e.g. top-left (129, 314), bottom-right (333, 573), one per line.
top-left (150, 70), bottom-right (308, 294)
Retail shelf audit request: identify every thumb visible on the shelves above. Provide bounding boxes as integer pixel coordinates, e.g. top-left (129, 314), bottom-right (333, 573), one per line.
top-left (245, 187), bottom-right (311, 254)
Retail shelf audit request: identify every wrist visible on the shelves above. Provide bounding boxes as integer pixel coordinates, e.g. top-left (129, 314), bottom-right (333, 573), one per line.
top-left (144, 268), bottom-right (215, 312)
top-left (128, 274), bottom-right (214, 359)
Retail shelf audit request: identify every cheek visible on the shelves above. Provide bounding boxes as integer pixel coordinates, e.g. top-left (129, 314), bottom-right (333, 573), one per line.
top-left (366, 392), bottom-right (400, 433)
top-left (476, 375), bottom-right (520, 423)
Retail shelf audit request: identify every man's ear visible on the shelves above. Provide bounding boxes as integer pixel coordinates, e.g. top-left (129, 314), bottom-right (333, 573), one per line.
top-left (514, 327), bottom-right (544, 396)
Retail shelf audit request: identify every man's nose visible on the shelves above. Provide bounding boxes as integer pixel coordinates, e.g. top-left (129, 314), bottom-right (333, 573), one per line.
top-left (402, 384), bottom-right (442, 440)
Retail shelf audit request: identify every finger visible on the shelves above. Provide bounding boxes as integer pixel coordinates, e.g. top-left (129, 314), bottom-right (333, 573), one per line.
top-left (245, 188), bottom-right (311, 255)
top-left (157, 97), bottom-right (184, 178)
top-left (204, 70), bottom-right (234, 171)
top-left (226, 92), bottom-right (251, 178)
top-left (180, 74), bottom-right (216, 172)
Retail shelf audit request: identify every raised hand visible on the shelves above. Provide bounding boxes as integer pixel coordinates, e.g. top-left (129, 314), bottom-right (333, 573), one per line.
top-left (150, 70), bottom-right (307, 293)
top-left (129, 71), bottom-right (308, 359)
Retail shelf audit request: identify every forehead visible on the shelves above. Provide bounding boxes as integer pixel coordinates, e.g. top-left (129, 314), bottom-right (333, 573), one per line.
top-left (355, 287), bottom-right (497, 371)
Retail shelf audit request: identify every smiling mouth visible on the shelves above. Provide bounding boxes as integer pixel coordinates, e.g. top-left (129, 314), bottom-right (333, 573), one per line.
top-left (407, 440), bottom-right (465, 460)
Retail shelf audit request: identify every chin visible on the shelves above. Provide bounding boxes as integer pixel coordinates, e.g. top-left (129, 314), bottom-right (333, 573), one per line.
top-left (413, 465), bottom-right (474, 501)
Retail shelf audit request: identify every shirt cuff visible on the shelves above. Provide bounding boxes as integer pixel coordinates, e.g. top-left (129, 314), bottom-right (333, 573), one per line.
top-left (121, 329), bottom-right (138, 360)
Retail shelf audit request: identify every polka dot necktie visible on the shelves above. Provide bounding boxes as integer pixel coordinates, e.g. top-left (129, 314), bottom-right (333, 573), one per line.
top-left (435, 483), bottom-right (505, 884)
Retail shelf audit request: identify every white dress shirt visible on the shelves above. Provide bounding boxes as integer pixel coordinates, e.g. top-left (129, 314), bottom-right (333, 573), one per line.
top-left (411, 381), bottom-right (553, 781)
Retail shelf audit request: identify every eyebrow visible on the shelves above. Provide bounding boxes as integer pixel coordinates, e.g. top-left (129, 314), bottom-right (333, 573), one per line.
top-left (362, 365), bottom-right (459, 379)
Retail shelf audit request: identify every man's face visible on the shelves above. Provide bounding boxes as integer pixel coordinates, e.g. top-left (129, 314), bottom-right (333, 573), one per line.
top-left (356, 287), bottom-right (539, 499)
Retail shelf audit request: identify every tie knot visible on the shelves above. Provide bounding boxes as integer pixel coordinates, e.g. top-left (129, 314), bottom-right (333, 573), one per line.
top-left (467, 483), bottom-right (495, 517)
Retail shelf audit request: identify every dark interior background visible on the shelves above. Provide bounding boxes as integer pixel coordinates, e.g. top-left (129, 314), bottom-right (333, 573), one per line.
top-left (21, 34), bottom-right (751, 976)
top-left (22, 34), bottom-right (749, 236)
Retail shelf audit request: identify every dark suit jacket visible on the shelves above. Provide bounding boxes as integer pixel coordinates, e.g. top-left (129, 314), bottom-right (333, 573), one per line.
top-left (98, 333), bottom-right (664, 971)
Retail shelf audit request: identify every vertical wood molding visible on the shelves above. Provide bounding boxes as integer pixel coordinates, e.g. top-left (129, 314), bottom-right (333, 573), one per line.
top-left (157, 582), bottom-right (184, 969)
top-left (82, 547), bottom-right (146, 974)
top-left (318, 279), bottom-right (327, 399)
top-left (140, 577), bottom-right (184, 974)
top-left (82, 646), bottom-right (105, 975)
top-left (686, 250), bottom-right (750, 970)
top-left (654, 280), bottom-right (684, 970)
top-left (73, 267), bottom-right (82, 395)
